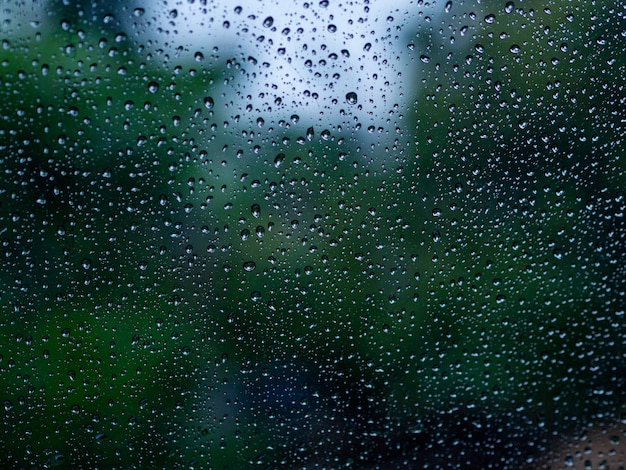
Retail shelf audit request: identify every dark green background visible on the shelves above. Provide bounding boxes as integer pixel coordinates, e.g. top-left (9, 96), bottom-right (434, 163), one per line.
top-left (1, 1), bottom-right (624, 468)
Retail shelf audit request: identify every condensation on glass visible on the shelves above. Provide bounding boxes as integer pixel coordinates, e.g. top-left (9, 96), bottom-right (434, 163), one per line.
top-left (0, 1), bottom-right (624, 468)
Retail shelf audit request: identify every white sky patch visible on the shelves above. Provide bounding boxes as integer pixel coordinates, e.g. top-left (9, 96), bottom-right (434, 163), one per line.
top-left (127, 0), bottom-right (439, 127)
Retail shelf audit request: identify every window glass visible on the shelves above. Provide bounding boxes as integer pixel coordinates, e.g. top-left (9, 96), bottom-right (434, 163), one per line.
top-left (1, 1), bottom-right (624, 468)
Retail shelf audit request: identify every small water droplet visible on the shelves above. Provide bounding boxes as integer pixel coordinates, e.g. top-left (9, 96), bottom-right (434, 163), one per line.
top-left (243, 261), bottom-right (256, 272)
top-left (263, 16), bottom-right (274, 28)
top-left (251, 204), bottom-right (261, 218)
top-left (274, 153), bottom-right (285, 168)
top-left (484, 14), bottom-right (496, 24)
top-left (147, 81), bottom-right (159, 93)
top-left (345, 92), bottom-right (358, 105)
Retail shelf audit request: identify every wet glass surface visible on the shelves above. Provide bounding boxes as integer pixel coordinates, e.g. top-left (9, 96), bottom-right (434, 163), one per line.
top-left (0, 1), bottom-right (624, 468)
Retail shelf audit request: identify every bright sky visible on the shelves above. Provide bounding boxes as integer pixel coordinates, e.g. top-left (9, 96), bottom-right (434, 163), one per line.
top-left (128, 0), bottom-right (437, 126)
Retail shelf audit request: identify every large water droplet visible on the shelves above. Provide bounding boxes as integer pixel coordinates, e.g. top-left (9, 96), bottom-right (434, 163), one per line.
top-left (274, 153), bottom-right (285, 168)
top-left (345, 92), bottom-right (358, 105)
top-left (251, 204), bottom-right (261, 218)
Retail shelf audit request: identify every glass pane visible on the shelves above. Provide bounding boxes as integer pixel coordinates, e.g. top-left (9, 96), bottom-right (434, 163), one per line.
top-left (1, 1), bottom-right (624, 468)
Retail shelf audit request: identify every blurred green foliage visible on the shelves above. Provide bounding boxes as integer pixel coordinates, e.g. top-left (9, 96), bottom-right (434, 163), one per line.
top-left (0, 1), bottom-right (624, 468)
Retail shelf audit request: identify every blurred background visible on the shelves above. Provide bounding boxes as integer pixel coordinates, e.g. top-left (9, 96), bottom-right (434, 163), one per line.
top-left (0, 0), bottom-right (624, 468)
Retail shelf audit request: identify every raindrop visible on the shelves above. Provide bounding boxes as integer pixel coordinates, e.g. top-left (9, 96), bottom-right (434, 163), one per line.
top-left (243, 261), bottom-right (256, 272)
top-left (147, 81), bottom-right (159, 93)
top-left (345, 92), bottom-right (358, 105)
top-left (251, 204), bottom-right (261, 218)
top-left (263, 16), bottom-right (274, 28)
top-left (274, 153), bottom-right (285, 168)
top-left (204, 96), bottom-right (214, 109)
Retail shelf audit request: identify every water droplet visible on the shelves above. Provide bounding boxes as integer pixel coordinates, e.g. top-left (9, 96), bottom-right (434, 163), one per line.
top-left (251, 204), bottom-right (261, 218)
top-left (263, 16), bottom-right (274, 28)
top-left (505, 2), bottom-right (515, 13)
top-left (147, 81), bottom-right (159, 93)
top-left (345, 92), bottom-right (358, 105)
top-left (420, 55), bottom-right (430, 63)
top-left (204, 96), bottom-right (214, 109)
top-left (509, 44), bottom-right (521, 54)
top-left (274, 153), bottom-right (285, 168)
top-left (243, 261), bottom-right (256, 272)
top-left (484, 14), bottom-right (496, 24)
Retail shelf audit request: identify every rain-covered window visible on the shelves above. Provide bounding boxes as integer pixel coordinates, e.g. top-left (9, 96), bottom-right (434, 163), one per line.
top-left (1, 1), bottom-right (624, 468)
